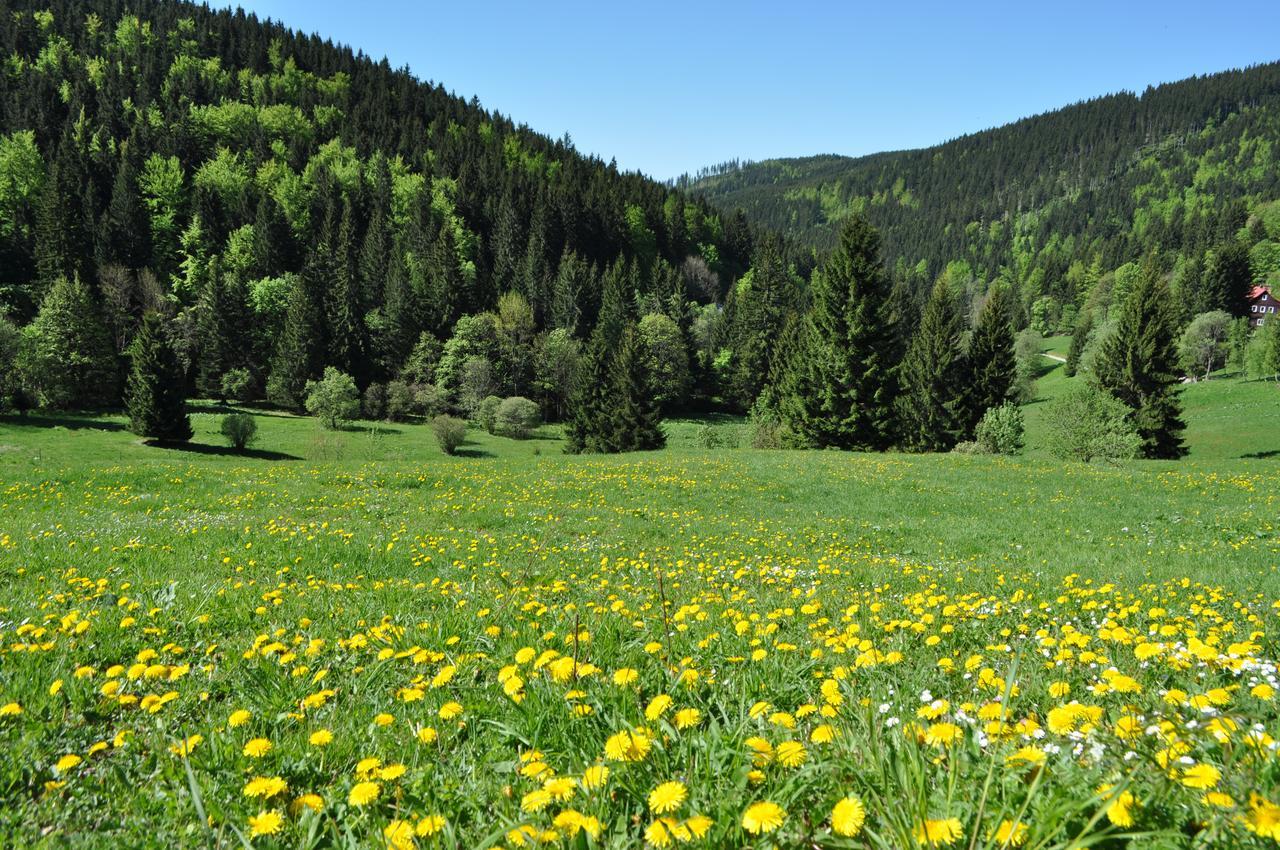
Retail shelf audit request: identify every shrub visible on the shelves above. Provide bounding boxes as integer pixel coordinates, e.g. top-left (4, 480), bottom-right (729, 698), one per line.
top-left (219, 413), bottom-right (258, 451)
top-left (495, 396), bottom-right (541, 439)
top-left (362, 382), bottom-right (387, 420)
top-left (974, 403), bottom-right (1024, 455)
top-left (220, 368), bottom-right (255, 403)
top-left (696, 424), bottom-right (734, 449)
top-left (304, 367), bottom-right (359, 429)
top-left (1044, 384), bottom-right (1141, 463)
top-left (413, 384), bottom-right (448, 418)
top-left (476, 395), bottom-right (502, 433)
top-left (1012, 329), bottom-right (1043, 403)
top-left (951, 440), bottom-right (986, 454)
top-left (385, 381), bottom-right (415, 421)
top-left (431, 415), bottom-right (467, 456)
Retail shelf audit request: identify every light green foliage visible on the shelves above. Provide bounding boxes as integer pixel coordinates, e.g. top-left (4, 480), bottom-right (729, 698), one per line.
top-left (219, 368), bottom-right (255, 403)
top-left (973, 402), bottom-right (1024, 455)
top-left (139, 154), bottom-right (184, 243)
top-left (304, 367), bottom-right (360, 429)
top-left (475, 395), bottom-right (501, 434)
top-left (494, 396), bottom-right (540, 439)
top-left (624, 204), bottom-right (657, 271)
top-left (17, 276), bottom-right (119, 410)
top-left (1044, 384), bottom-right (1141, 462)
top-left (0, 131), bottom-right (45, 239)
top-left (1178, 310), bottom-right (1232, 380)
top-left (430, 414), bottom-right (467, 455)
top-left (193, 147), bottom-right (250, 206)
top-left (1246, 318), bottom-right (1280, 382)
top-left (218, 412), bottom-right (258, 450)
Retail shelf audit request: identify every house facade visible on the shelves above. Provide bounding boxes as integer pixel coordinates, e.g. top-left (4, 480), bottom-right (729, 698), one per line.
top-left (1249, 285), bottom-right (1277, 327)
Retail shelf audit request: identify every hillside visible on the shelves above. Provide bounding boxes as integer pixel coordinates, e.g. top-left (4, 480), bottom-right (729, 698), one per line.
top-left (685, 62), bottom-right (1280, 326)
top-left (0, 0), bottom-right (754, 409)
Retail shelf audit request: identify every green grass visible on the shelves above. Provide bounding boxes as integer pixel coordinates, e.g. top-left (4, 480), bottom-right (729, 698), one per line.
top-left (0, 382), bottom-right (1278, 847)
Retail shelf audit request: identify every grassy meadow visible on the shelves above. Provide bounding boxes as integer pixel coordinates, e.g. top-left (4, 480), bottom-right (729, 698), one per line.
top-left (0, 359), bottom-right (1279, 848)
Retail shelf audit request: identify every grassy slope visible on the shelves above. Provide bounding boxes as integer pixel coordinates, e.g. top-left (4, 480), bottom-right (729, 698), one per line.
top-left (1, 375), bottom-right (1277, 592)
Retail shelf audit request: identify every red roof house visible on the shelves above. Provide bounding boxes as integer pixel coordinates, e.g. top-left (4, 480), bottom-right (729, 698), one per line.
top-left (1249, 285), bottom-right (1276, 327)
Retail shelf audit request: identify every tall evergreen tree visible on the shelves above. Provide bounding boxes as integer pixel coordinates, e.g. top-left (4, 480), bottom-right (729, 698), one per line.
top-left (1065, 308), bottom-right (1093, 377)
top-left (960, 283), bottom-right (1017, 435)
top-left (565, 261), bottom-right (630, 453)
top-left (195, 258), bottom-right (250, 397)
top-left (126, 313), bottom-right (192, 442)
top-left (780, 216), bottom-right (899, 450)
top-left (17, 275), bottom-right (119, 410)
top-left (609, 324), bottom-right (666, 451)
top-left (898, 279), bottom-right (967, 451)
top-left (1202, 240), bottom-right (1253, 316)
top-left (1094, 263), bottom-right (1187, 459)
top-left (326, 198), bottom-right (370, 385)
top-left (268, 261), bottom-right (327, 410)
top-left (725, 237), bottom-right (796, 411)
top-left (97, 144), bottom-right (151, 270)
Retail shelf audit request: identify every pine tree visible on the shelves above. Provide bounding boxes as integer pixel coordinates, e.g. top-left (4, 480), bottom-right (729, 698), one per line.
top-left (195, 258), bottom-right (250, 397)
top-left (17, 275), bottom-right (120, 410)
top-left (1065, 308), bottom-right (1093, 377)
top-left (565, 261), bottom-right (630, 453)
top-left (253, 192), bottom-right (297, 276)
top-left (97, 144), bottom-right (151, 270)
top-left (609, 324), bottom-right (666, 451)
top-left (268, 264), bottom-right (327, 410)
top-left (960, 283), bottom-right (1017, 435)
top-left (781, 216), bottom-right (899, 450)
top-left (726, 237), bottom-right (795, 411)
top-left (126, 313), bottom-right (192, 442)
top-left (898, 279), bottom-right (967, 451)
top-left (1094, 262), bottom-right (1187, 459)
top-left (326, 198), bottom-right (369, 385)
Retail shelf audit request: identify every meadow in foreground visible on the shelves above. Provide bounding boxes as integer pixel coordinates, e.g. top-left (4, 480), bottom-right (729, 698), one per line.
top-left (0, 391), bottom-right (1278, 849)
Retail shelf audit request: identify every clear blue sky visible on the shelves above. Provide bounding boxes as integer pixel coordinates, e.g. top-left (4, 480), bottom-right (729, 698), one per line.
top-left (225, 0), bottom-right (1280, 181)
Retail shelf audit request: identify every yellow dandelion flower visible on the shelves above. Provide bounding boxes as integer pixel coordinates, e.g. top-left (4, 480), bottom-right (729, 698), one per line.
top-left (1245, 794), bottom-right (1280, 839)
top-left (384, 819), bottom-right (416, 850)
top-left (674, 708), bottom-right (701, 730)
top-left (348, 781), bottom-right (381, 806)
top-left (438, 702), bottom-right (462, 720)
top-left (417, 814), bottom-right (446, 836)
top-left (648, 781), bottom-right (687, 814)
top-left (914, 818), bottom-right (963, 846)
top-left (1179, 763), bottom-right (1220, 789)
top-left (248, 810), bottom-right (283, 838)
top-left (309, 729), bottom-right (333, 747)
top-left (242, 738), bottom-right (272, 758)
top-left (832, 796), bottom-right (866, 837)
top-left (580, 764), bottom-right (610, 790)
top-left (604, 729), bottom-right (651, 762)
top-left (54, 754), bottom-right (82, 773)
top-left (741, 801), bottom-right (785, 834)
top-left (992, 819), bottom-right (1027, 846)
top-left (228, 709), bottom-right (251, 727)
top-left (243, 776), bottom-right (288, 799)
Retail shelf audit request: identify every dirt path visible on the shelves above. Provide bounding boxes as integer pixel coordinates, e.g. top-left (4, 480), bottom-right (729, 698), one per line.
top-left (1041, 352), bottom-right (1067, 363)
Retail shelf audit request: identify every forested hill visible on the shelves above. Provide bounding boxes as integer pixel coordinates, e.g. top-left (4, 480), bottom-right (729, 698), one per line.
top-left (0, 0), bottom-right (754, 403)
top-left (684, 62), bottom-right (1280, 312)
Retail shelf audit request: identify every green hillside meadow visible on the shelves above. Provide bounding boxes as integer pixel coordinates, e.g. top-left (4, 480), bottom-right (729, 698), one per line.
top-left (1, 368), bottom-right (1279, 847)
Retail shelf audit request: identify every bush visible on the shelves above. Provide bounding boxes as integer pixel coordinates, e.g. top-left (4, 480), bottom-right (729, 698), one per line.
top-left (220, 368), bottom-right (255, 403)
top-left (385, 381), bottom-right (415, 421)
top-left (431, 415), bottom-right (468, 456)
top-left (1044, 384), bottom-right (1141, 463)
top-left (495, 396), bottom-right (541, 439)
top-left (413, 383), bottom-right (448, 418)
top-left (476, 395), bottom-right (502, 433)
top-left (951, 440), bottom-right (986, 454)
top-left (304, 367), bottom-right (360, 429)
top-left (362, 382), bottom-right (387, 420)
top-left (696, 424), bottom-right (734, 449)
top-left (219, 413), bottom-right (258, 450)
top-left (974, 403), bottom-right (1024, 455)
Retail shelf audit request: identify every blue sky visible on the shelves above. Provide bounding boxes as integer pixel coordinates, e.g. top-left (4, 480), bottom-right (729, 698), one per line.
top-left (226, 1), bottom-right (1280, 181)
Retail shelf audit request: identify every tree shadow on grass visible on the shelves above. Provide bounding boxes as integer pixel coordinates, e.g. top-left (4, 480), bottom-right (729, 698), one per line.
top-left (453, 447), bottom-right (494, 458)
top-left (0, 413), bottom-right (126, 431)
top-left (142, 440), bottom-right (301, 461)
top-left (1240, 449), bottom-right (1280, 460)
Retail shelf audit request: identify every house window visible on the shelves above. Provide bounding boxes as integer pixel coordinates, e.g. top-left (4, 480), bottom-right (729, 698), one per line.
top-left (1254, 305), bottom-right (1260, 312)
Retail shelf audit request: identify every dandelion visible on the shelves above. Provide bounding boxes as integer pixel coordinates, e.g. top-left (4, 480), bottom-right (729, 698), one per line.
top-left (604, 729), bottom-right (651, 762)
top-left (228, 709), bottom-right (251, 727)
top-left (247, 810), bottom-right (283, 838)
top-left (914, 818), bottom-right (963, 846)
top-left (0, 703), bottom-right (21, 717)
top-left (242, 738), bottom-right (272, 757)
top-left (580, 764), bottom-right (610, 790)
top-left (309, 728), bottom-right (333, 747)
top-left (1179, 763), bottom-right (1220, 789)
top-left (54, 754), bottom-right (82, 773)
top-left (992, 819), bottom-right (1027, 846)
top-left (243, 776), bottom-right (288, 799)
top-left (674, 708), bottom-right (701, 729)
top-left (831, 795), bottom-right (866, 837)
top-left (741, 801), bottom-right (785, 834)
top-left (1245, 794), bottom-right (1280, 839)
top-left (439, 702), bottom-right (463, 720)
top-left (348, 781), bottom-right (381, 806)
top-left (384, 820), bottom-right (416, 850)
top-left (417, 815), bottom-right (446, 836)
top-left (648, 781), bottom-right (687, 814)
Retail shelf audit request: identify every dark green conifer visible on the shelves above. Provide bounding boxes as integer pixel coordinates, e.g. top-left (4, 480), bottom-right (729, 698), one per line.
top-left (960, 283), bottom-right (1017, 435)
top-left (898, 279), bottom-right (967, 451)
top-left (126, 313), bottom-right (192, 442)
top-left (1093, 261), bottom-right (1187, 459)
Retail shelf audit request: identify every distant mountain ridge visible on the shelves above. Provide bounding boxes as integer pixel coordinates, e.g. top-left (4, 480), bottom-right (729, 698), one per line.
top-left (683, 62), bottom-right (1280, 293)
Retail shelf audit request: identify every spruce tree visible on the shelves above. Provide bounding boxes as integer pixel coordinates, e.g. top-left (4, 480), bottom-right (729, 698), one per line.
top-left (18, 275), bottom-right (120, 410)
top-left (196, 258), bottom-right (250, 397)
top-left (960, 283), bottom-right (1017, 436)
top-left (566, 261), bottom-right (630, 453)
top-left (1064, 309), bottom-right (1093, 377)
top-left (898, 279), bottom-right (967, 451)
top-left (268, 266), bottom-right (327, 410)
top-left (609, 324), bottom-right (666, 451)
top-left (1094, 263), bottom-right (1187, 459)
top-left (326, 199), bottom-right (369, 385)
top-left (126, 313), bottom-right (192, 442)
top-left (97, 145), bottom-right (151, 270)
top-left (781, 216), bottom-right (899, 450)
